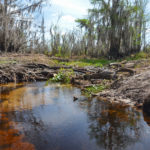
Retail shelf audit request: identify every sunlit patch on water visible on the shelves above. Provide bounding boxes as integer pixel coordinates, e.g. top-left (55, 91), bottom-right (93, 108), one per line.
top-left (0, 83), bottom-right (74, 112)
top-left (0, 82), bottom-right (150, 150)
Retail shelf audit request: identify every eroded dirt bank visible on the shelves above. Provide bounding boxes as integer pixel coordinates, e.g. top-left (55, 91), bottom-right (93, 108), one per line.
top-left (0, 63), bottom-right (68, 83)
top-left (71, 59), bottom-right (150, 113)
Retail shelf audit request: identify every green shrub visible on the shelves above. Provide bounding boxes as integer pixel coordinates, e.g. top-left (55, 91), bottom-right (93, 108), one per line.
top-left (134, 52), bottom-right (148, 59)
top-left (48, 68), bottom-right (74, 84)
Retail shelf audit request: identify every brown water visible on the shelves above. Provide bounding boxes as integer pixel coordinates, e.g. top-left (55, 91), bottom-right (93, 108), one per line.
top-left (0, 82), bottom-right (150, 150)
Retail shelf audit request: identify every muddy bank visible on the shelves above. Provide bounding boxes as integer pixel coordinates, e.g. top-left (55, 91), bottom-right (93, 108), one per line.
top-left (0, 62), bottom-right (115, 84)
top-left (0, 63), bottom-right (58, 83)
top-left (98, 69), bottom-right (150, 107)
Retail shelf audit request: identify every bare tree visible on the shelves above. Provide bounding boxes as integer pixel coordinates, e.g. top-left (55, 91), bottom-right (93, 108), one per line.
top-left (0, 0), bottom-right (47, 53)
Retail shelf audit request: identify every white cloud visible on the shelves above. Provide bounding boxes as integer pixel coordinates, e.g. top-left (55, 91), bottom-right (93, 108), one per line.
top-left (61, 15), bottom-right (75, 24)
top-left (43, 0), bottom-right (91, 32)
top-left (59, 15), bottom-right (76, 30)
top-left (51, 0), bottom-right (88, 15)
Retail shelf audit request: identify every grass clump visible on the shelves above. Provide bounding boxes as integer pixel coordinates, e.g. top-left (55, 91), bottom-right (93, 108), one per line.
top-left (47, 68), bottom-right (74, 84)
top-left (125, 52), bottom-right (149, 61)
top-left (0, 60), bottom-right (16, 64)
top-left (82, 84), bottom-right (108, 97)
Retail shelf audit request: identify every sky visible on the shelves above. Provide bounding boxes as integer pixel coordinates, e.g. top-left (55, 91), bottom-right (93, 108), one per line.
top-left (43, 0), bottom-right (91, 32)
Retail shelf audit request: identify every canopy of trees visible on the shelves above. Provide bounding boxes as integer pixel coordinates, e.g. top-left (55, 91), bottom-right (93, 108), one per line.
top-left (75, 0), bottom-right (149, 58)
top-left (50, 0), bottom-right (149, 59)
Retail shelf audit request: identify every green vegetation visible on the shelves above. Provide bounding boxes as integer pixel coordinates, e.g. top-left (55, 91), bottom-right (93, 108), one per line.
top-left (0, 60), bottom-right (16, 64)
top-left (47, 68), bottom-right (74, 84)
top-left (82, 83), bottom-right (108, 97)
top-left (51, 51), bottom-right (150, 69)
top-left (58, 58), bottom-right (114, 67)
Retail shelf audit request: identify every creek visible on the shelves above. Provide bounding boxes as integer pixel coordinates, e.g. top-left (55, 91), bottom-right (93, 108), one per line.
top-left (0, 82), bottom-right (150, 150)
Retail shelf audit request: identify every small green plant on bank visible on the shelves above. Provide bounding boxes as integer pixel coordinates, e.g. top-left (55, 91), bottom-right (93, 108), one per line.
top-left (82, 83), bottom-right (108, 97)
top-left (47, 68), bottom-right (74, 84)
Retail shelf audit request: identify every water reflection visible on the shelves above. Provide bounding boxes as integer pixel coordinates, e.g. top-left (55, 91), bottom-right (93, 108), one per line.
top-left (0, 112), bottom-right (35, 150)
top-left (0, 83), bottom-right (69, 112)
top-left (80, 99), bottom-right (142, 150)
top-left (0, 82), bottom-right (150, 150)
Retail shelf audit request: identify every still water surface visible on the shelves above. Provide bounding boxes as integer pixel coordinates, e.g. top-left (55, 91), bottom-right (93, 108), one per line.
top-left (0, 82), bottom-right (150, 150)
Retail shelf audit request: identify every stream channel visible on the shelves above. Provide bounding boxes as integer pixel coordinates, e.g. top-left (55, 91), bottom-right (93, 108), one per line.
top-left (0, 82), bottom-right (150, 150)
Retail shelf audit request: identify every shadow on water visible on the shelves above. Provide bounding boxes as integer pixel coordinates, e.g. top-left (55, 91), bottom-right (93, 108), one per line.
top-left (143, 112), bottom-right (150, 126)
top-left (0, 82), bottom-right (150, 150)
